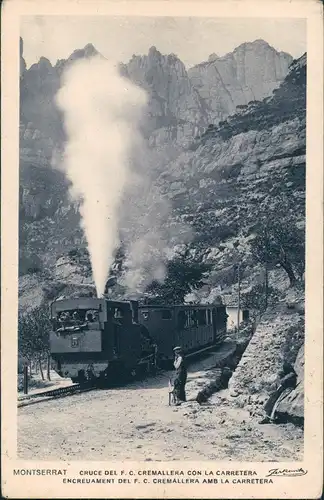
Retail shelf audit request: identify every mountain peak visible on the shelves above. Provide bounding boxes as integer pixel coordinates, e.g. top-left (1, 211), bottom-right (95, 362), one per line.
top-left (82, 43), bottom-right (99, 55)
top-left (68, 43), bottom-right (100, 60)
top-left (234, 39), bottom-right (271, 52)
top-left (233, 39), bottom-right (292, 58)
top-left (208, 53), bottom-right (219, 62)
top-left (147, 45), bottom-right (163, 61)
top-left (28, 57), bottom-right (53, 72)
top-left (54, 43), bottom-right (103, 73)
top-left (148, 45), bottom-right (160, 55)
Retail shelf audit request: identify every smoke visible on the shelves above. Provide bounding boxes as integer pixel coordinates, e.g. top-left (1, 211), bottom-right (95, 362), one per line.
top-left (119, 177), bottom-right (192, 296)
top-left (56, 56), bottom-right (147, 296)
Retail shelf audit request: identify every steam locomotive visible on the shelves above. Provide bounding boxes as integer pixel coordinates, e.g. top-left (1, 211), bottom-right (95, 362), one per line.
top-left (50, 296), bottom-right (227, 384)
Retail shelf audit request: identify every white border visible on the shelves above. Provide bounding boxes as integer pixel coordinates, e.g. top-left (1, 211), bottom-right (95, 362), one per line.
top-left (1, 1), bottom-right (323, 498)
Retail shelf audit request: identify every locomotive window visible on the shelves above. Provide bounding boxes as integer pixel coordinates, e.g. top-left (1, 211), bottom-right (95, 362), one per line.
top-left (85, 309), bottom-right (99, 322)
top-left (161, 309), bottom-right (172, 320)
top-left (58, 311), bottom-right (70, 322)
top-left (114, 308), bottom-right (124, 319)
top-left (58, 310), bottom-right (86, 322)
top-left (142, 311), bottom-right (149, 320)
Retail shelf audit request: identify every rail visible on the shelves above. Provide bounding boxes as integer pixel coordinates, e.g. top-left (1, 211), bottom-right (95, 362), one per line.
top-left (18, 338), bottom-right (229, 407)
top-left (17, 383), bottom-right (95, 407)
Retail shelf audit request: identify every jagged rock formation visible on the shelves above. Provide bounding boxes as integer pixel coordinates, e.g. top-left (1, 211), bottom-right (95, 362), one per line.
top-left (18, 40), bottom-right (305, 312)
top-left (155, 53), bottom-right (305, 298)
top-left (55, 43), bottom-right (100, 75)
top-left (228, 308), bottom-right (304, 394)
top-left (227, 301), bottom-right (304, 422)
top-left (188, 40), bottom-right (293, 123)
top-left (20, 41), bottom-right (101, 144)
top-left (277, 345), bottom-right (304, 419)
top-left (20, 38), bottom-right (26, 78)
top-left (19, 38), bottom-right (292, 150)
top-left (122, 46), bottom-right (207, 146)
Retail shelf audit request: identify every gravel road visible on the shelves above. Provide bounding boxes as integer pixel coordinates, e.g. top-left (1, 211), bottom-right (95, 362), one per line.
top-left (18, 367), bottom-right (303, 462)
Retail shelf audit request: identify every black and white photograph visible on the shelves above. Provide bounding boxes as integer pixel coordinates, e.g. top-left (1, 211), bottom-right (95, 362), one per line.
top-left (1, 1), bottom-right (323, 499)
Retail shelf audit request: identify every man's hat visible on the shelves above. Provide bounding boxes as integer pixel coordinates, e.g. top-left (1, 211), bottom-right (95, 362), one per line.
top-left (173, 346), bottom-right (183, 352)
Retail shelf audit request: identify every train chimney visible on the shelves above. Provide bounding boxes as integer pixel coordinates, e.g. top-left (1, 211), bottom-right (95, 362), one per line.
top-left (130, 300), bottom-right (139, 323)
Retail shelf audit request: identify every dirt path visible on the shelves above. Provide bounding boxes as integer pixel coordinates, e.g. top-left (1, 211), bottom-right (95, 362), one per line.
top-left (18, 369), bottom-right (303, 462)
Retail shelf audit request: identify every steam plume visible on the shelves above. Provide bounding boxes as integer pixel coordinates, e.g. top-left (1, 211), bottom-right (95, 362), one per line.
top-left (119, 178), bottom-right (192, 296)
top-left (56, 56), bottom-right (147, 296)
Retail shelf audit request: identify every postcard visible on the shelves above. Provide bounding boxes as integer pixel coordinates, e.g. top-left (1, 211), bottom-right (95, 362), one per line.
top-left (1, 0), bottom-right (323, 498)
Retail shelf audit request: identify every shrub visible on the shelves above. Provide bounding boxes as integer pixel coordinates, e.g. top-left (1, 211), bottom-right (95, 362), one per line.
top-left (145, 250), bottom-right (212, 304)
top-left (19, 252), bottom-right (43, 275)
top-left (241, 284), bottom-right (282, 317)
top-left (18, 303), bottom-right (52, 380)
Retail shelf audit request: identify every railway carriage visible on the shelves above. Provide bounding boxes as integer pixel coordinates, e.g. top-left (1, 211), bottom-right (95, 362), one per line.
top-left (138, 304), bottom-right (227, 363)
top-left (50, 297), bottom-right (227, 384)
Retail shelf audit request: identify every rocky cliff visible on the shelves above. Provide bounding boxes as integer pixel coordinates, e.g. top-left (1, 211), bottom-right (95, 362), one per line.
top-left (228, 301), bottom-right (304, 422)
top-left (188, 39), bottom-right (292, 123)
top-left (20, 39), bottom-right (292, 150)
top-left (19, 40), bottom-right (295, 244)
top-left (154, 52), bottom-right (305, 302)
top-left (19, 41), bottom-right (305, 308)
top-left (121, 46), bottom-right (207, 147)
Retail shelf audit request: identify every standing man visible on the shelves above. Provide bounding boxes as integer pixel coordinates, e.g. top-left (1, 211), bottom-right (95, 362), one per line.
top-left (173, 346), bottom-right (187, 405)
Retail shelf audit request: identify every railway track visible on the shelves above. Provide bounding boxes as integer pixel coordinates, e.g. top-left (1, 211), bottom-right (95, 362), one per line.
top-left (18, 341), bottom-right (227, 408)
top-left (17, 383), bottom-right (95, 407)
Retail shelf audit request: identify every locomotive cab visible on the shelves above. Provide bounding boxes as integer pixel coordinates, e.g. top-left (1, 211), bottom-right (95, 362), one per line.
top-left (50, 297), bottom-right (145, 383)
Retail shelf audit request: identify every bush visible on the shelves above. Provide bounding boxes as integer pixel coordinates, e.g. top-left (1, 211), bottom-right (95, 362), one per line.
top-left (145, 250), bottom-right (212, 304)
top-left (250, 213), bottom-right (305, 287)
top-left (241, 284), bottom-right (282, 317)
top-left (19, 252), bottom-right (43, 275)
top-left (42, 283), bottom-right (66, 301)
top-left (68, 248), bottom-right (81, 259)
top-left (18, 304), bottom-right (52, 380)
top-left (281, 319), bottom-right (305, 366)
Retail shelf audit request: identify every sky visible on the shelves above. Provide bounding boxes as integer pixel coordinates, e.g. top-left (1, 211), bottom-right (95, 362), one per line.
top-left (21, 16), bottom-right (306, 69)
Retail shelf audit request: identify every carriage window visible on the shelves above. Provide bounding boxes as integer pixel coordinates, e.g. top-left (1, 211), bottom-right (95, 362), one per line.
top-left (207, 309), bottom-right (211, 325)
top-left (192, 310), bottom-right (199, 327)
top-left (161, 309), bottom-right (172, 320)
top-left (183, 310), bottom-right (198, 328)
top-left (197, 309), bottom-right (207, 326)
top-left (177, 311), bottom-right (186, 329)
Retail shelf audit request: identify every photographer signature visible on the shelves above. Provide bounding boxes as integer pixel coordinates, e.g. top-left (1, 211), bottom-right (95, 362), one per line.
top-left (266, 468), bottom-right (308, 478)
